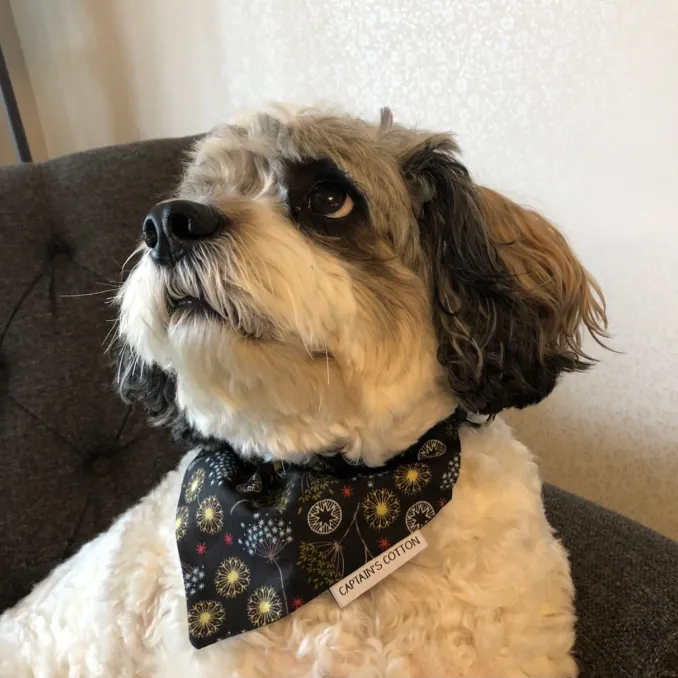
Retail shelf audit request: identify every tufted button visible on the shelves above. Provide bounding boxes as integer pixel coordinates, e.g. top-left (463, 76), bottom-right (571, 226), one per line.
top-left (46, 234), bottom-right (73, 262)
top-left (91, 456), bottom-right (113, 477)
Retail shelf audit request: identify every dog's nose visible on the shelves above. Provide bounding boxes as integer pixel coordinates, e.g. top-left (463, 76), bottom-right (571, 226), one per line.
top-left (142, 199), bottom-right (223, 266)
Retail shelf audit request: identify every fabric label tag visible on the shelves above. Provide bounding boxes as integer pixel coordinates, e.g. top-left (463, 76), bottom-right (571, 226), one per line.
top-left (330, 531), bottom-right (428, 608)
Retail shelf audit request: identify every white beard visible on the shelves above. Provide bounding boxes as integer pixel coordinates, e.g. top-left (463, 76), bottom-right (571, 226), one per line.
top-left (117, 208), bottom-right (455, 465)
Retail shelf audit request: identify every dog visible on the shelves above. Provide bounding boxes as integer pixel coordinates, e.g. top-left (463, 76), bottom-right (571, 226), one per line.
top-left (0, 106), bottom-right (607, 678)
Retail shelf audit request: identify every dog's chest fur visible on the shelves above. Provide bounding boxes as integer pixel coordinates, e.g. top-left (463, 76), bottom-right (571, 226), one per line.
top-left (0, 419), bottom-right (575, 678)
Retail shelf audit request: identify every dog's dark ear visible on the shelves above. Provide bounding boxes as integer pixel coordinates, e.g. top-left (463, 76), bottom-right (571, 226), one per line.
top-left (401, 136), bottom-right (608, 414)
top-left (115, 343), bottom-right (180, 424)
top-left (114, 343), bottom-right (201, 443)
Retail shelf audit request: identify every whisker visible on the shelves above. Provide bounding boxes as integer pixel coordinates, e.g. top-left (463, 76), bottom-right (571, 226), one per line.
top-left (103, 318), bottom-right (120, 351)
top-left (61, 289), bottom-right (116, 298)
top-left (120, 246), bottom-right (146, 275)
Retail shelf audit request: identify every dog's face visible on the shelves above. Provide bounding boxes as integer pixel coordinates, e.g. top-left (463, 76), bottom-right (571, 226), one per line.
top-left (116, 107), bottom-right (606, 461)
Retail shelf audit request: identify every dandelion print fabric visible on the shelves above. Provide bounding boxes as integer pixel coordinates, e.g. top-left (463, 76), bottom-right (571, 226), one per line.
top-left (176, 408), bottom-right (473, 649)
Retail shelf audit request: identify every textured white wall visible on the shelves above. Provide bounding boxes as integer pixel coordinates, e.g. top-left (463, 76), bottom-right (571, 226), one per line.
top-left (11, 0), bottom-right (678, 537)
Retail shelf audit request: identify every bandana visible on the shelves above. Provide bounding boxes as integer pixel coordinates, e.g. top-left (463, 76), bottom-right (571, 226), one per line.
top-left (176, 407), bottom-right (480, 649)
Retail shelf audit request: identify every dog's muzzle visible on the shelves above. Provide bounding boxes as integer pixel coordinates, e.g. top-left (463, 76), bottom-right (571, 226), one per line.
top-left (142, 199), bottom-right (225, 267)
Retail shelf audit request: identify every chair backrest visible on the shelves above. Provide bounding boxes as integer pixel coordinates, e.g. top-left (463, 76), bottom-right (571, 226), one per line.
top-left (0, 135), bottom-right (196, 610)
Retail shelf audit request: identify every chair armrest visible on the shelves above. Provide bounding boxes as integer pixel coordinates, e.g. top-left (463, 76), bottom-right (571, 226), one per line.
top-left (544, 484), bottom-right (678, 678)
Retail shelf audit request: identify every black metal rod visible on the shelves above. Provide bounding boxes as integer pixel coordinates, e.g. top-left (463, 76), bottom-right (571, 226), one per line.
top-left (0, 43), bottom-right (32, 163)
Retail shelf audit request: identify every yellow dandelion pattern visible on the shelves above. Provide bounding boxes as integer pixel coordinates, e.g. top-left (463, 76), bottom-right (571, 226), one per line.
top-left (362, 488), bottom-right (400, 530)
top-left (393, 463), bottom-right (431, 495)
top-left (196, 496), bottom-right (224, 534)
top-left (175, 505), bottom-right (189, 539)
top-left (215, 558), bottom-right (250, 598)
top-left (187, 600), bottom-right (225, 639)
top-left (247, 586), bottom-right (283, 627)
top-left (185, 468), bottom-right (205, 502)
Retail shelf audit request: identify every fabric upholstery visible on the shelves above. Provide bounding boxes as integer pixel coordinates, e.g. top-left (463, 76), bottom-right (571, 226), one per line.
top-left (0, 137), bottom-right (194, 612)
top-left (544, 486), bottom-right (678, 678)
top-left (0, 138), bottom-right (676, 677)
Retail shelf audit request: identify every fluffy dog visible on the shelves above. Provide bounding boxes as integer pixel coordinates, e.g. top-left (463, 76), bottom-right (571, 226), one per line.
top-left (0, 107), bottom-right (606, 677)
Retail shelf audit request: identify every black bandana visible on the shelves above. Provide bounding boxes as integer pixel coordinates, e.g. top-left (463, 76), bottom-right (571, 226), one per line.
top-left (176, 408), bottom-right (475, 649)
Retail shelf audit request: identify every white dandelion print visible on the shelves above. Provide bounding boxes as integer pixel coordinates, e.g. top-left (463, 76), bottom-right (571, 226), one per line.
top-left (243, 518), bottom-right (293, 560)
top-left (362, 489), bottom-right (400, 530)
top-left (393, 463), bottom-right (431, 495)
top-left (205, 451), bottom-right (240, 487)
top-left (185, 468), bottom-right (205, 502)
top-left (236, 473), bottom-right (262, 494)
top-left (196, 496), bottom-right (224, 534)
top-left (247, 586), bottom-right (282, 627)
top-left (242, 517), bottom-right (293, 614)
top-left (215, 557), bottom-right (250, 598)
top-left (405, 501), bottom-right (435, 533)
top-left (307, 499), bottom-right (342, 535)
top-left (418, 439), bottom-right (446, 460)
top-left (175, 505), bottom-right (189, 539)
top-left (188, 600), bottom-right (225, 639)
top-left (183, 564), bottom-right (207, 596)
top-left (440, 456), bottom-right (461, 491)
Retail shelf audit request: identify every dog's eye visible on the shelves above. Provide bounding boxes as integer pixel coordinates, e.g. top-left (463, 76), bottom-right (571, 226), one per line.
top-left (308, 183), bottom-right (354, 218)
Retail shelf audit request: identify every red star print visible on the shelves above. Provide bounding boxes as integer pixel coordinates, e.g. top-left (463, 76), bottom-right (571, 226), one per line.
top-left (438, 498), bottom-right (448, 509)
top-left (292, 596), bottom-right (304, 610)
top-left (378, 537), bottom-right (390, 551)
top-left (196, 542), bottom-right (207, 555)
top-left (341, 486), bottom-right (353, 498)
top-left (224, 533), bottom-right (233, 545)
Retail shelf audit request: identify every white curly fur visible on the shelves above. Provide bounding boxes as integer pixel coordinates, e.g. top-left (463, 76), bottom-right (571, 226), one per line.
top-left (0, 419), bottom-right (576, 678)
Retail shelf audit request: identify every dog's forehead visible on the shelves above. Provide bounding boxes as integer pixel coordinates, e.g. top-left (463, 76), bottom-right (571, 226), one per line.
top-left (202, 112), bottom-right (404, 193)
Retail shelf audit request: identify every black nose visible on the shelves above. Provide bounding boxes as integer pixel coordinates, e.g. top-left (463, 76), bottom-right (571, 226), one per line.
top-left (142, 199), bottom-right (223, 266)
